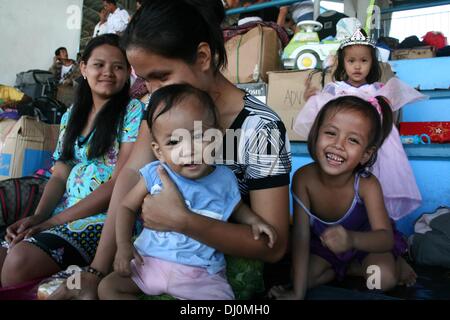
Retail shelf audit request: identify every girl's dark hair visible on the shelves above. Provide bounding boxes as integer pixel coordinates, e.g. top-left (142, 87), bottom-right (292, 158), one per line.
top-left (60, 34), bottom-right (130, 161)
top-left (147, 84), bottom-right (219, 132)
top-left (121, 0), bottom-right (227, 74)
top-left (333, 44), bottom-right (381, 84)
top-left (307, 95), bottom-right (393, 171)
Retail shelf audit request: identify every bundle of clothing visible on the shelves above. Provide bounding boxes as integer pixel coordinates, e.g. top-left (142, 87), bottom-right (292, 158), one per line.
top-left (410, 207), bottom-right (450, 268)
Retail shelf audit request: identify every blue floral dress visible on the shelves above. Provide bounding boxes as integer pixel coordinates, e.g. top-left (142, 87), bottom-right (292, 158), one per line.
top-left (25, 99), bottom-right (144, 269)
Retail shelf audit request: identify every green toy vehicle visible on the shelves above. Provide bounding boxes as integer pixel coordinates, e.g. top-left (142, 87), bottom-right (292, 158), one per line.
top-left (282, 20), bottom-right (341, 70)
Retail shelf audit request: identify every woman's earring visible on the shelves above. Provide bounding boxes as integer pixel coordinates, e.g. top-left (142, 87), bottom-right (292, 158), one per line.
top-left (83, 76), bottom-right (87, 80)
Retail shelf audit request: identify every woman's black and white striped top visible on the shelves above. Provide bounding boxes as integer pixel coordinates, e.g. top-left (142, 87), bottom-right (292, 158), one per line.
top-left (218, 93), bottom-right (292, 203)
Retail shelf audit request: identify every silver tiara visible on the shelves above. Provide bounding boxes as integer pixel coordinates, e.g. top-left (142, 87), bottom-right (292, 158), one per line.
top-left (340, 28), bottom-right (376, 49)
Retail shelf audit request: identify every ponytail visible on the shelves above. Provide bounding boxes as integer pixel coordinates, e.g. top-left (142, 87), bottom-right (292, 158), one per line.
top-left (374, 96), bottom-right (393, 147)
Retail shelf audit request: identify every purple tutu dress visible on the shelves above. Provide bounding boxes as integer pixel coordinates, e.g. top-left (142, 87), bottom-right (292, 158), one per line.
top-left (294, 78), bottom-right (427, 220)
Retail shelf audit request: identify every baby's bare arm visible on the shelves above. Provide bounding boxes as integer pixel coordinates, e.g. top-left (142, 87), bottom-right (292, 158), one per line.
top-left (115, 178), bottom-right (148, 248)
top-left (232, 201), bottom-right (262, 225)
top-left (232, 202), bottom-right (277, 247)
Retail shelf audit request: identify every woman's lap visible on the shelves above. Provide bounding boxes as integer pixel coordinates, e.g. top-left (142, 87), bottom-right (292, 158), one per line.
top-left (1, 241), bottom-right (60, 286)
top-left (24, 213), bottom-right (106, 269)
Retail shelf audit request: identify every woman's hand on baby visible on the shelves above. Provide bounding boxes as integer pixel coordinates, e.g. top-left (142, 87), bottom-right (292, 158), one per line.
top-left (320, 225), bottom-right (354, 254)
top-left (251, 222), bottom-right (277, 248)
top-left (114, 244), bottom-right (143, 277)
top-left (141, 166), bottom-right (188, 232)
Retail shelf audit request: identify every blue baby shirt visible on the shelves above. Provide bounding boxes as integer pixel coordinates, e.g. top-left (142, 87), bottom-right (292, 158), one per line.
top-left (134, 161), bottom-right (241, 274)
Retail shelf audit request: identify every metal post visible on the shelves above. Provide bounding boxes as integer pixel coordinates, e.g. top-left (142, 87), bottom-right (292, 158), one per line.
top-left (313, 0), bottom-right (321, 20)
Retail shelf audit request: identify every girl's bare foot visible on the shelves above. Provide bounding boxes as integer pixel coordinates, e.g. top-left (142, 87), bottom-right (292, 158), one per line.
top-left (397, 257), bottom-right (417, 287)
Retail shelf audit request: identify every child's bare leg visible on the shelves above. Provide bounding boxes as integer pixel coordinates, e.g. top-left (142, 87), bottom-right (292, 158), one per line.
top-left (362, 253), bottom-right (397, 292)
top-left (0, 247), bottom-right (7, 278)
top-left (270, 253), bottom-right (334, 298)
top-left (397, 256), bottom-right (417, 287)
top-left (306, 254), bottom-right (335, 289)
top-left (347, 260), bottom-right (364, 277)
top-left (98, 272), bottom-right (142, 300)
top-left (348, 256), bottom-right (417, 287)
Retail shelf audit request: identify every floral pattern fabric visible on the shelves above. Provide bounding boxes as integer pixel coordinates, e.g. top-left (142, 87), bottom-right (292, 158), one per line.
top-left (25, 99), bottom-right (144, 267)
top-left (52, 99), bottom-right (144, 215)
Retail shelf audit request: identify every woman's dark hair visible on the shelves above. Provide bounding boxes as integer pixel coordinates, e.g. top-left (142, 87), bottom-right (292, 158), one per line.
top-left (147, 84), bottom-right (219, 133)
top-left (60, 34), bottom-right (130, 161)
top-left (333, 44), bottom-right (381, 84)
top-left (121, 0), bottom-right (227, 74)
top-left (307, 95), bottom-right (393, 171)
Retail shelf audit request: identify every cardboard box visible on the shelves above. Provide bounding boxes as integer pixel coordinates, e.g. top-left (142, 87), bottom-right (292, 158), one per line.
top-left (0, 119), bottom-right (17, 142)
top-left (391, 46), bottom-right (436, 60)
top-left (223, 25), bottom-right (282, 84)
top-left (0, 116), bottom-right (60, 180)
top-left (236, 82), bottom-right (267, 104)
top-left (267, 69), bottom-right (323, 141)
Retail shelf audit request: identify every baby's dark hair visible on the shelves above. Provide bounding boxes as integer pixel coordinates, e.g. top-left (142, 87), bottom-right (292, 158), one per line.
top-left (307, 95), bottom-right (393, 171)
top-left (146, 84), bottom-right (219, 132)
top-left (333, 31), bottom-right (381, 84)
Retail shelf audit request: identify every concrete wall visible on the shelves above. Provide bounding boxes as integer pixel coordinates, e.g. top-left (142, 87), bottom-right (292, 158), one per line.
top-left (0, 0), bottom-right (83, 86)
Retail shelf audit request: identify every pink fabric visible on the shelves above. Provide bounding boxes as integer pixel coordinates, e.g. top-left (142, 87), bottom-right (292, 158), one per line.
top-left (367, 97), bottom-right (383, 118)
top-left (0, 278), bottom-right (43, 300)
top-left (293, 78), bottom-right (427, 220)
top-left (130, 257), bottom-right (234, 300)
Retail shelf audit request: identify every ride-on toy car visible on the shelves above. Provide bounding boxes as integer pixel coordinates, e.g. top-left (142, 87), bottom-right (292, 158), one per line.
top-left (282, 20), bottom-right (340, 70)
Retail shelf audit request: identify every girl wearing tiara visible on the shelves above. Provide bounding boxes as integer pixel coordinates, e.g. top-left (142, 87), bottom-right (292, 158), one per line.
top-left (294, 27), bottom-right (426, 222)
